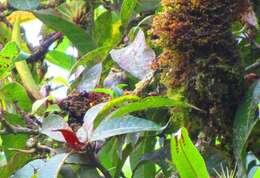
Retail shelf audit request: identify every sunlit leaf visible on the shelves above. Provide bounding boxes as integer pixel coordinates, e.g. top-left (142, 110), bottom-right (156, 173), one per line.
top-left (46, 50), bottom-right (76, 71)
top-left (34, 10), bottom-right (95, 54)
top-left (108, 96), bottom-right (187, 119)
top-left (0, 82), bottom-right (32, 112)
top-left (94, 11), bottom-right (121, 47)
top-left (121, 0), bottom-right (137, 26)
top-left (110, 30), bottom-right (155, 80)
top-left (171, 128), bottom-right (209, 178)
top-left (93, 95), bottom-right (140, 128)
top-left (91, 115), bottom-right (164, 141)
top-left (70, 46), bottom-right (111, 74)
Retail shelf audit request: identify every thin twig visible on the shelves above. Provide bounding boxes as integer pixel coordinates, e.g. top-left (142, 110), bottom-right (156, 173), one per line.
top-left (245, 59), bottom-right (260, 71)
top-left (0, 111), bottom-right (38, 135)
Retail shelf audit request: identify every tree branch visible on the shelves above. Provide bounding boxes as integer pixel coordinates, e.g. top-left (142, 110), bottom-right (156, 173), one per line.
top-left (27, 32), bottom-right (63, 63)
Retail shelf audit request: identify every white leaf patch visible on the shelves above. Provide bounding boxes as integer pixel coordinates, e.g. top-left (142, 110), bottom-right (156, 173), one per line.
top-left (110, 30), bottom-right (155, 80)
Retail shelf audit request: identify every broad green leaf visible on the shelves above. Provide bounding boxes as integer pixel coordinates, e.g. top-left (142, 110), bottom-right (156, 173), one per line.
top-left (0, 41), bottom-right (19, 79)
top-left (91, 115), bottom-right (164, 141)
top-left (0, 82), bottom-right (32, 112)
top-left (12, 159), bottom-right (45, 178)
top-left (94, 11), bottom-right (121, 47)
top-left (9, 0), bottom-right (40, 10)
top-left (254, 169), bottom-right (260, 178)
top-left (12, 16), bottom-right (42, 99)
top-left (0, 41), bottom-right (20, 57)
top-left (41, 114), bottom-right (69, 142)
top-left (52, 76), bottom-right (69, 88)
top-left (0, 57), bottom-right (14, 79)
top-left (93, 95), bottom-right (140, 128)
top-left (37, 153), bottom-right (71, 178)
top-left (130, 138), bottom-right (156, 178)
top-left (98, 138), bottom-right (119, 176)
top-left (110, 30), bottom-right (155, 80)
top-left (233, 80), bottom-right (260, 161)
top-left (34, 11), bottom-right (95, 54)
top-left (70, 46), bottom-right (111, 74)
top-left (109, 96), bottom-right (187, 119)
top-left (171, 128), bottom-right (209, 178)
top-left (120, 0), bottom-right (137, 26)
top-left (77, 63), bottom-right (102, 92)
top-left (46, 50), bottom-right (76, 71)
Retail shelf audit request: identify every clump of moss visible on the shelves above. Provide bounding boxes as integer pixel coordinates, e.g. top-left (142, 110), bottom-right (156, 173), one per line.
top-left (152, 0), bottom-right (245, 143)
top-left (58, 92), bottom-right (110, 124)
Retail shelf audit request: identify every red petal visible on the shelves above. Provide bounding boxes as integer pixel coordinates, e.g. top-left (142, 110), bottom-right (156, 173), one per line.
top-left (53, 129), bottom-right (85, 151)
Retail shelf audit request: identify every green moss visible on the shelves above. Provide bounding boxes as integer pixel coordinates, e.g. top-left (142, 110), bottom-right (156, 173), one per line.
top-left (152, 0), bottom-right (245, 143)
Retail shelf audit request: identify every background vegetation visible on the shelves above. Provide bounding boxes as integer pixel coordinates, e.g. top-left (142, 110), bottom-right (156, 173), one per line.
top-left (0, 0), bottom-right (259, 177)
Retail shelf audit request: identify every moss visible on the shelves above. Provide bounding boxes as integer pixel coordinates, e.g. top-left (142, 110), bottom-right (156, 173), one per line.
top-left (152, 0), bottom-right (245, 144)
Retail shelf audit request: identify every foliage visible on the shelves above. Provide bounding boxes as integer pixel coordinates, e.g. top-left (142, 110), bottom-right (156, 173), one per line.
top-left (0, 0), bottom-right (259, 178)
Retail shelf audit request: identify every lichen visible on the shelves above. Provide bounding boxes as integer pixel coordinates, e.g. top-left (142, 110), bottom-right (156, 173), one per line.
top-left (152, 0), bottom-right (245, 144)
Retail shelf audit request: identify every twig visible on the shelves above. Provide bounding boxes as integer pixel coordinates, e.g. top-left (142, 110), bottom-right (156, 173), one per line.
top-left (0, 111), bottom-right (38, 135)
top-left (27, 32), bottom-right (63, 63)
top-left (14, 102), bottom-right (38, 128)
top-left (8, 148), bottom-right (36, 154)
top-left (245, 60), bottom-right (260, 71)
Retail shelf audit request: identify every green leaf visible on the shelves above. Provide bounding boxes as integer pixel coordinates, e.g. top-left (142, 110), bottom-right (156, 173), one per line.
top-left (93, 95), bottom-right (140, 128)
top-left (130, 138), bottom-right (156, 178)
top-left (91, 115), bottom-right (164, 141)
top-left (12, 159), bottom-right (45, 178)
top-left (41, 114), bottom-right (69, 142)
top-left (46, 50), bottom-right (76, 71)
top-left (120, 0), bottom-right (137, 26)
top-left (70, 46), bottom-right (111, 74)
top-left (98, 138), bottom-right (119, 176)
top-left (75, 166), bottom-right (102, 178)
top-left (37, 153), bottom-right (71, 178)
top-left (77, 63), bottom-right (102, 92)
top-left (171, 128), bottom-right (209, 178)
top-left (233, 80), bottom-right (260, 161)
top-left (0, 82), bottom-right (32, 112)
top-left (34, 11), bottom-right (95, 54)
top-left (94, 11), bottom-right (121, 47)
top-left (109, 96), bottom-right (187, 119)
top-left (1, 112), bottom-right (28, 160)
top-left (0, 153), bottom-right (31, 178)
top-left (0, 41), bottom-right (19, 79)
top-left (9, 0), bottom-right (40, 10)
top-left (77, 103), bottom-right (107, 143)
